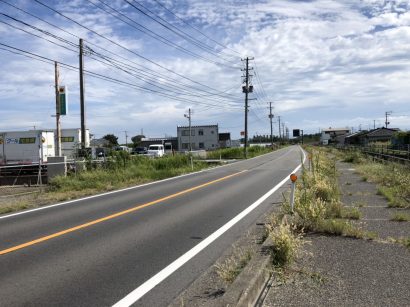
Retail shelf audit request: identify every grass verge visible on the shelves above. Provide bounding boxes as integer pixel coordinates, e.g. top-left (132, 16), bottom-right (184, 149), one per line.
top-left (206, 145), bottom-right (275, 160)
top-left (390, 212), bottom-right (410, 222)
top-left (280, 147), bottom-right (374, 239)
top-left (1, 154), bottom-right (210, 215)
top-left (337, 150), bottom-right (410, 208)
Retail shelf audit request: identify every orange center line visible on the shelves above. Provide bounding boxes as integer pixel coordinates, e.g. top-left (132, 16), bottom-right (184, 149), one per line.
top-left (0, 170), bottom-right (247, 256)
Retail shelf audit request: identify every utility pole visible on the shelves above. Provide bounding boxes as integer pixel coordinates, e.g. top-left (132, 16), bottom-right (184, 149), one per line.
top-left (54, 61), bottom-right (62, 156)
top-left (269, 102), bottom-right (274, 148)
top-left (278, 116), bottom-right (281, 140)
top-left (123, 131), bottom-right (128, 147)
top-left (373, 120), bottom-right (376, 130)
top-left (79, 38), bottom-right (86, 149)
top-left (184, 108), bottom-right (192, 151)
top-left (241, 57), bottom-right (254, 158)
top-left (282, 123), bottom-right (286, 139)
top-left (385, 111), bottom-right (392, 128)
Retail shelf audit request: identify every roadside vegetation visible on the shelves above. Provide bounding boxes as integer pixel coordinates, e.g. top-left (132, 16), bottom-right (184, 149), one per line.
top-left (281, 147), bottom-right (372, 238)
top-left (206, 145), bottom-right (274, 159)
top-left (338, 150), bottom-right (410, 208)
top-left (390, 212), bottom-right (410, 222)
top-left (50, 153), bottom-right (206, 193)
top-left (263, 147), bottom-right (374, 273)
top-left (1, 153), bottom-right (208, 215)
top-left (215, 247), bottom-right (254, 284)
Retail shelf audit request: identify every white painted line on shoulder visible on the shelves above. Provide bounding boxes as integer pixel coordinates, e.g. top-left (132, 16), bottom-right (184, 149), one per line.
top-left (112, 147), bottom-right (306, 307)
top-left (0, 146), bottom-right (293, 220)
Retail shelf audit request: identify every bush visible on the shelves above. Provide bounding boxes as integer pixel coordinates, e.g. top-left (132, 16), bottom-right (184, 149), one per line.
top-left (49, 154), bottom-right (207, 192)
top-left (267, 219), bottom-right (303, 267)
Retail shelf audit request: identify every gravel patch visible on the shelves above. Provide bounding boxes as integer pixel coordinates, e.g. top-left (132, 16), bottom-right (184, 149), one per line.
top-left (263, 235), bottom-right (410, 307)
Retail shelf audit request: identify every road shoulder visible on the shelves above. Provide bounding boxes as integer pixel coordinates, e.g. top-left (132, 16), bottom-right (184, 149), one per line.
top-left (262, 161), bottom-right (410, 306)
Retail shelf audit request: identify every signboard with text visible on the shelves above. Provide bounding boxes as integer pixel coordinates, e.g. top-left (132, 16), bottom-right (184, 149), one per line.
top-left (59, 86), bottom-right (68, 115)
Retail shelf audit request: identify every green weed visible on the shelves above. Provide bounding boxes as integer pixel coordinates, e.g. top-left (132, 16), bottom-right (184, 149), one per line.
top-left (390, 212), bottom-right (410, 222)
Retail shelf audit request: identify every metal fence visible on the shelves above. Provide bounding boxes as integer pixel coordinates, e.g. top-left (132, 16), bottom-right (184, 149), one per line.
top-left (336, 144), bottom-right (410, 165)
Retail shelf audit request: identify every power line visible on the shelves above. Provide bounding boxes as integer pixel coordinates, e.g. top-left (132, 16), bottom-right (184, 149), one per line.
top-left (2, 0), bottom-right (241, 101)
top-left (32, 0), bottom-right (240, 96)
top-left (152, 0), bottom-right (240, 56)
top-left (0, 42), bottom-right (242, 111)
top-left (86, 0), bottom-right (237, 68)
top-left (123, 0), bottom-right (239, 66)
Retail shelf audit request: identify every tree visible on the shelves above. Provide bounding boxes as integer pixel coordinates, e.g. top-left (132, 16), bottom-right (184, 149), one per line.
top-left (103, 134), bottom-right (118, 148)
top-left (131, 134), bottom-right (145, 146)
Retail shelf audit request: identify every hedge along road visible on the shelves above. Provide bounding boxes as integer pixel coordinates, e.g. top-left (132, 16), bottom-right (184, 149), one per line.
top-left (0, 146), bottom-right (304, 307)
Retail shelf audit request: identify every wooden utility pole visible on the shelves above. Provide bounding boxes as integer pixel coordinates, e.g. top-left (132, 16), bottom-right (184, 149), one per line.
top-left (79, 38), bottom-right (86, 149)
top-left (269, 102), bottom-right (274, 148)
top-left (54, 61), bottom-right (61, 156)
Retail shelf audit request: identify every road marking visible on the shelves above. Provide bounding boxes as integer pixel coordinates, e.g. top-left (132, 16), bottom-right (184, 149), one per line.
top-left (0, 146), bottom-right (292, 220)
top-left (112, 147), bottom-right (306, 307)
top-left (0, 170), bottom-right (247, 256)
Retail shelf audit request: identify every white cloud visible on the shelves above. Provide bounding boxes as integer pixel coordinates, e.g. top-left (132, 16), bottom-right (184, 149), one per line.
top-left (0, 0), bottom-right (409, 142)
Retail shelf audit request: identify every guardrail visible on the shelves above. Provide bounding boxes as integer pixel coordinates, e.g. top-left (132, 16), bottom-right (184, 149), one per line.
top-left (337, 144), bottom-right (410, 165)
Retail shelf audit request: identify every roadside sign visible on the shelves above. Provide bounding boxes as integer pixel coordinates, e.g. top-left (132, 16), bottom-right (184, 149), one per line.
top-left (59, 86), bottom-right (68, 115)
top-left (240, 131), bottom-right (245, 136)
top-left (293, 129), bottom-right (300, 137)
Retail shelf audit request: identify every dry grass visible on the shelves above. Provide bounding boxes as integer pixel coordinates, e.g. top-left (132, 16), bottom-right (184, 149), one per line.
top-left (215, 247), bottom-right (254, 284)
top-left (266, 216), bottom-right (304, 268)
top-left (281, 147), bottom-right (373, 239)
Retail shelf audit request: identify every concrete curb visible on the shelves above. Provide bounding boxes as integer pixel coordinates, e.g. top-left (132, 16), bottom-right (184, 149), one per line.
top-left (205, 239), bottom-right (273, 307)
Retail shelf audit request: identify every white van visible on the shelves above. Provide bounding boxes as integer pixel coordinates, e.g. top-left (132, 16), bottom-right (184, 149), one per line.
top-left (147, 144), bottom-right (165, 157)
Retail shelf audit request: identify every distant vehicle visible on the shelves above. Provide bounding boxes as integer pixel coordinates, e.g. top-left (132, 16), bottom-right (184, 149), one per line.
top-left (164, 142), bottom-right (173, 155)
top-left (114, 145), bottom-right (131, 153)
top-left (147, 144), bottom-right (165, 157)
top-left (131, 147), bottom-right (148, 155)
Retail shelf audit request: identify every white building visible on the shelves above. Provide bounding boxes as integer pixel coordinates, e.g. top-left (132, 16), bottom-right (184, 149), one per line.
top-left (177, 125), bottom-right (219, 151)
top-left (320, 127), bottom-right (350, 145)
top-left (0, 128), bottom-right (91, 164)
top-left (0, 130), bottom-right (55, 164)
top-left (59, 128), bottom-right (90, 158)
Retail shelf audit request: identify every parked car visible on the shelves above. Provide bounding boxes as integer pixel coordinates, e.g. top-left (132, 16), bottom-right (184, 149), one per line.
top-left (131, 147), bottom-right (148, 155)
top-left (147, 144), bottom-right (165, 157)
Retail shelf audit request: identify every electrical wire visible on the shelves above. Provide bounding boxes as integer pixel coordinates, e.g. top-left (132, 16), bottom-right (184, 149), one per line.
top-left (151, 0), bottom-right (241, 57)
top-left (86, 0), bottom-right (237, 68)
top-left (1, 0), bottom-right (242, 101)
top-left (0, 42), bottom-right (242, 111)
top-left (123, 0), bottom-right (239, 67)
top-left (32, 0), bottom-right (240, 96)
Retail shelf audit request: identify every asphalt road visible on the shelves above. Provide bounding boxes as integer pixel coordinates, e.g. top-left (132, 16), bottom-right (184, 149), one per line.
top-left (0, 146), bottom-right (303, 306)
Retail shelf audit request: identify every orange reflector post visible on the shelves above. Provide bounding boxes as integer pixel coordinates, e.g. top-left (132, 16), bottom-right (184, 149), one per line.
top-left (290, 173), bottom-right (298, 182)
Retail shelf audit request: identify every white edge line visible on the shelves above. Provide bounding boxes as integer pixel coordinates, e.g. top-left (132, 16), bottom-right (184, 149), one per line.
top-left (112, 146), bottom-right (306, 307)
top-left (0, 146), bottom-right (292, 220)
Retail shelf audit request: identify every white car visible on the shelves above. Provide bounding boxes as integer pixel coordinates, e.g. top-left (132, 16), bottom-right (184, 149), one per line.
top-left (147, 144), bottom-right (165, 157)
